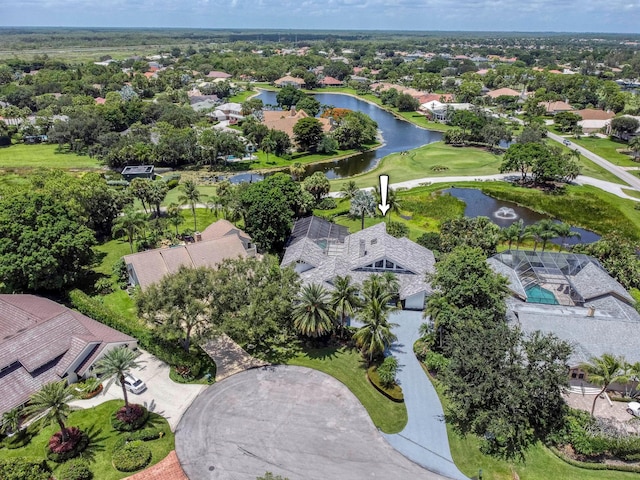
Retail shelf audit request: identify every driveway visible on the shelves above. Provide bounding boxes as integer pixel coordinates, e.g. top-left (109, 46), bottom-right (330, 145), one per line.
top-left (70, 350), bottom-right (205, 430)
top-left (384, 311), bottom-right (469, 480)
top-left (175, 365), bottom-right (450, 480)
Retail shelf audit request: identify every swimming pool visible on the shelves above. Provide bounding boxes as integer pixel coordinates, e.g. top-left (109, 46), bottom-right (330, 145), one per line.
top-left (525, 285), bottom-right (559, 305)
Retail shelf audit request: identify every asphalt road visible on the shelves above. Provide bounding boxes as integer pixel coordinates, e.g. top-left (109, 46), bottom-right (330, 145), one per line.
top-left (175, 365), bottom-right (452, 480)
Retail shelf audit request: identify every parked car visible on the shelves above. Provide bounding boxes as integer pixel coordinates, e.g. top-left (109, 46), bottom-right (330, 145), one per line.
top-left (117, 374), bottom-right (147, 394)
top-left (563, 139), bottom-right (571, 146)
top-left (627, 401), bottom-right (640, 416)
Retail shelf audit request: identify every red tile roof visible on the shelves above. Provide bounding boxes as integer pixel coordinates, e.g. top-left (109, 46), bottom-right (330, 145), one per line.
top-left (0, 295), bottom-right (134, 415)
top-left (320, 76), bottom-right (343, 86)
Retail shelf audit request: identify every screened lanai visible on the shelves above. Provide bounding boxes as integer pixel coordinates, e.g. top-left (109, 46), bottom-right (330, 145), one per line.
top-left (491, 250), bottom-right (604, 306)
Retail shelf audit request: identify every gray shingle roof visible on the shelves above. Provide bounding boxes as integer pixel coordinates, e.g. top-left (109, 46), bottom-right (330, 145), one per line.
top-left (571, 262), bottom-right (633, 303)
top-left (511, 303), bottom-right (640, 366)
top-left (487, 257), bottom-right (526, 299)
top-left (282, 218), bottom-right (435, 301)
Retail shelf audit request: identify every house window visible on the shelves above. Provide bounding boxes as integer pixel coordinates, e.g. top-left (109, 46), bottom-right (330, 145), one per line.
top-left (571, 372), bottom-right (577, 378)
top-left (375, 260), bottom-right (384, 268)
top-left (385, 260), bottom-right (395, 269)
top-left (578, 373), bottom-right (584, 379)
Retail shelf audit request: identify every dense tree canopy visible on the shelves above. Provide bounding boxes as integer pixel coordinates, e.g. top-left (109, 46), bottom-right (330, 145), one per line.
top-left (0, 192), bottom-right (96, 292)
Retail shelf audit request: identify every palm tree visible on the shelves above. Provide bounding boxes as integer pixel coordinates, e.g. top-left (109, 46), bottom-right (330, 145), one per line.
top-left (262, 137), bottom-right (276, 164)
top-left (424, 294), bottom-right (449, 349)
top-left (350, 190), bottom-right (377, 230)
top-left (380, 271), bottom-right (400, 300)
top-left (339, 180), bottom-right (359, 200)
top-left (353, 296), bottom-right (397, 364)
top-left (553, 222), bottom-right (581, 251)
top-left (293, 283), bottom-right (335, 338)
top-left (537, 219), bottom-right (559, 252)
top-left (331, 275), bottom-right (360, 338)
top-left (112, 208), bottom-right (147, 253)
top-left (23, 381), bottom-right (74, 442)
top-left (94, 347), bottom-right (143, 414)
top-left (513, 219), bottom-right (531, 250)
top-left (629, 137), bottom-right (640, 160)
top-left (178, 179), bottom-right (202, 232)
top-left (500, 222), bottom-right (521, 250)
top-left (167, 203), bottom-right (183, 237)
top-left (1, 407), bottom-right (22, 436)
top-left (374, 186), bottom-right (402, 217)
top-left (580, 353), bottom-right (629, 417)
top-left (289, 162), bottom-right (305, 182)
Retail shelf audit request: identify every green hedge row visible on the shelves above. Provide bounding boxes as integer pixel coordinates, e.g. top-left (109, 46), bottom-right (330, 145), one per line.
top-left (549, 446), bottom-right (640, 473)
top-left (367, 366), bottom-right (404, 402)
top-left (68, 289), bottom-right (216, 375)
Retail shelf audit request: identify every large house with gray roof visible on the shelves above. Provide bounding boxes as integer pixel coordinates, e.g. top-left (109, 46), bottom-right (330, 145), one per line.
top-left (489, 250), bottom-right (640, 376)
top-left (0, 294), bottom-right (136, 416)
top-left (281, 217), bottom-right (435, 310)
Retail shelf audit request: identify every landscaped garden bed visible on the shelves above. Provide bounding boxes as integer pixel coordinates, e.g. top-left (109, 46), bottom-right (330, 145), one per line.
top-left (0, 400), bottom-right (174, 480)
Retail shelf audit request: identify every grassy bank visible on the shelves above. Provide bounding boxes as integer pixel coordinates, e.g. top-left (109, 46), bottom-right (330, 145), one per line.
top-left (287, 347), bottom-right (407, 434)
top-left (479, 183), bottom-right (640, 241)
top-left (0, 400), bottom-right (174, 480)
top-left (0, 144), bottom-right (102, 170)
top-left (329, 142), bottom-right (503, 190)
top-left (571, 137), bottom-right (636, 167)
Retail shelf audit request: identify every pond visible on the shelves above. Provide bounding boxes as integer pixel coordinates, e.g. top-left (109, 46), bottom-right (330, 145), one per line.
top-left (254, 90), bottom-right (443, 179)
top-left (444, 187), bottom-right (600, 245)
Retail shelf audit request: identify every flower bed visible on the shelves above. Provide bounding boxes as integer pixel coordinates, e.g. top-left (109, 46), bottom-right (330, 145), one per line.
top-left (112, 440), bottom-right (152, 472)
top-left (367, 366), bottom-right (404, 402)
top-left (111, 404), bottom-right (149, 432)
top-left (46, 427), bottom-right (89, 462)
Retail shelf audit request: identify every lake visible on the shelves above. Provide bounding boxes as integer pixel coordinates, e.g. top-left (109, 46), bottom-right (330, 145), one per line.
top-left (254, 90), bottom-right (443, 179)
top-left (444, 187), bottom-right (600, 245)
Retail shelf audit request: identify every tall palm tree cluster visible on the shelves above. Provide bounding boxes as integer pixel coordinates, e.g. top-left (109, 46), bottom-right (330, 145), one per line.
top-left (500, 219), bottom-right (580, 252)
top-left (292, 274), bottom-right (398, 363)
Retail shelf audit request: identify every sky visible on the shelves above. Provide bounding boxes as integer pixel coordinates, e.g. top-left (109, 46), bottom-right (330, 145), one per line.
top-left (1, 0), bottom-right (639, 34)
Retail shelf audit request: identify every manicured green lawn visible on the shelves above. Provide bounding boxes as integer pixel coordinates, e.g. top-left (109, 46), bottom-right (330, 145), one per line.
top-left (162, 185), bottom-right (219, 206)
top-left (571, 137), bottom-right (637, 167)
top-left (228, 89), bottom-right (255, 103)
top-left (243, 144), bottom-right (380, 170)
top-left (329, 142), bottom-right (503, 190)
top-left (0, 144), bottom-right (102, 169)
top-left (0, 400), bottom-right (174, 480)
top-left (623, 188), bottom-right (640, 199)
top-left (286, 347), bottom-right (407, 434)
top-left (547, 139), bottom-right (628, 185)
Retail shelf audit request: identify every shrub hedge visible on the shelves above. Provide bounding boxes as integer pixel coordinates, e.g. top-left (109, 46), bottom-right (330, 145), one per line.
top-left (46, 427), bottom-right (89, 463)
top-left (112, 440), bottom-right (152, 472)
top-left (111, 405), bottom-right (149, 432)
top-left (0, 459), bottom-right (50, 480)
top-left (549, 446), bottom-right (640, 474)
top-left (367, 366), bottom-right (404, 402)
top-left (55, 458), bottom-right (93, 480)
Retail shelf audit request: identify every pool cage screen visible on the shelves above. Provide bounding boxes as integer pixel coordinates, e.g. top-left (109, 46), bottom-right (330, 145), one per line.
top-left (492, 250), bottom-right (603, 306)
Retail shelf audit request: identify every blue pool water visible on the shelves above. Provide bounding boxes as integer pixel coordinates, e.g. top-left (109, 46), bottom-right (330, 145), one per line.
top-left (525, 285), bottom-right (559, 305)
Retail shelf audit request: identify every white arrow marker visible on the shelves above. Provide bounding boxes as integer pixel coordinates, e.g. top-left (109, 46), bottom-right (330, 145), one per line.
top-left (378, 174), bottom-right (390, 216)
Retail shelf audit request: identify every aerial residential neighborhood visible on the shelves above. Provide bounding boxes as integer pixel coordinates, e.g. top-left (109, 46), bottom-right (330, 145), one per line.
top-left (1, 15), bottom-right (640, 480)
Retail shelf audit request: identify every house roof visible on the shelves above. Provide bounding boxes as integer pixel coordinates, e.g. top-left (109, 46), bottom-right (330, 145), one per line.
top-left (572, 262), bottom-right (634, 303)
top-left (575, 109), bottom-right (615, 121)
top-left (124, 220), bottom-right (253, 290)
top-left (206, 71), bottom-right (232, 79)
top-left (0, 295), bottom-right (134, 415)
top-left (486, 87), bottom-right (522, 98)
top-left (540, 100), bottom-right (573, 113)
top-left (511, 302), bottom-right (640, 367)
top-left (320, 76), bottom-right (343, 86)
top-left (274, 75), bottom-right (305, 86)
top-left (262, 109), bottom-right (331, 140)
top-left (282, 219), bottom-right (435, 301)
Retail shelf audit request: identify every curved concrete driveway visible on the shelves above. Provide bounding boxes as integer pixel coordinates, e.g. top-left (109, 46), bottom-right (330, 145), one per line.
top-left (176, 365), bottom-right (449, 480)
top-left (384, 311), bottom-right (469, 480)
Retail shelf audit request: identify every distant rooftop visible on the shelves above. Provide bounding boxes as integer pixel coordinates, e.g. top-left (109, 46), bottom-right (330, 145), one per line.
top-left (122, 165), bottom-right (154, 175)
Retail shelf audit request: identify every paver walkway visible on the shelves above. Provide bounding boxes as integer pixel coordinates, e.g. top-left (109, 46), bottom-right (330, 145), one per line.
top-left (384, 311), bottom-right (469, 480)
top-left (202, 333), bottom-right (267, 381)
